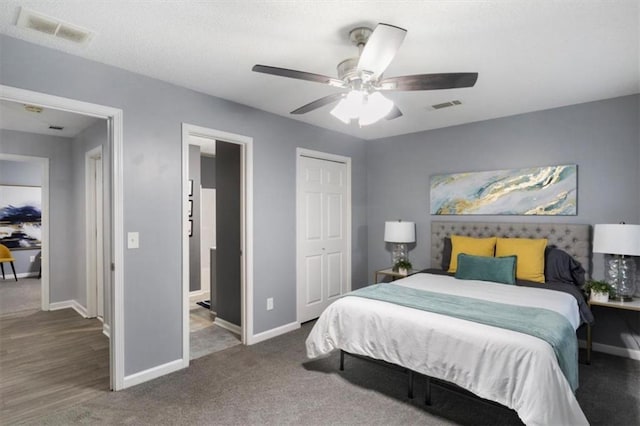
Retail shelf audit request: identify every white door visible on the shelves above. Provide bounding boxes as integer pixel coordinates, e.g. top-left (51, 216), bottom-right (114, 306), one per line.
top-left (297, 151), bottom-right (350, 323)
top-left (86, 147), bottom-right (104, 319)
top-left (95, 156), bottom-right (104, 318)
top-left (200, 188), bottom-right (216, 294)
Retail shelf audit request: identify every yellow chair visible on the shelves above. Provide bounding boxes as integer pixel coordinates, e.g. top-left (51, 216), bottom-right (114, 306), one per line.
top-left (0, 244), bottom-right (18, 281)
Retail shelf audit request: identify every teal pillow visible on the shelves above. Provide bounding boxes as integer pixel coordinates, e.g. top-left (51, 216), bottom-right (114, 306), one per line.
top-left (455, 254), bottom-right (517, 285)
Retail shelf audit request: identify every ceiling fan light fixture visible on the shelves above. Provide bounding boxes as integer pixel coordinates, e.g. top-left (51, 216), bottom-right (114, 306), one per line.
top-left (359, 92), bottom-right (394, 126)
top-left (330, 90), bottom-right (363, 124)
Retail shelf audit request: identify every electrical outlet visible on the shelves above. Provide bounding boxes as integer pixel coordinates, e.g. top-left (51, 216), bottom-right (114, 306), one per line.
top-left (266, 297), bottom-right (274, 311)
top-left (29, 255), bottom-right (35, 262)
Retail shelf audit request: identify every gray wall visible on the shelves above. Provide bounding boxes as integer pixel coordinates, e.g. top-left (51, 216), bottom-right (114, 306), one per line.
top-left (366, 94), bottom-right (640, 350)
top-left (0, 129), bottom-right (75, 302)
top-left (188, 145), bottom-right (201, 292)
top-left (201, 155), bottom-right (216, 189)
top-left (216, 141), bottom-right (241, 326)
top-left (0, 158), bottom-right (42, 276)
top-left (0, 35), bottom-right (368, 376)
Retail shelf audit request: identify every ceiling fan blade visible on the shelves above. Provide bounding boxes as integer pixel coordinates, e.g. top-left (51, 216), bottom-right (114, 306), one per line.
top-left (377, 73), bottom-right (478, 91)
top-left (290, 92), bottom-right (345, 115)
top-left (357, 23), bottom-right (407, 79)
top-left (252, 65), bottom-right (346, 88)
top-left (386, 105), bottom-right (403, 120)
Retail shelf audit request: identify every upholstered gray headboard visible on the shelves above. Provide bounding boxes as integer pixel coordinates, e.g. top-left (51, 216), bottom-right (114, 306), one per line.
top-left (430, 221), bottom-right (591, 279)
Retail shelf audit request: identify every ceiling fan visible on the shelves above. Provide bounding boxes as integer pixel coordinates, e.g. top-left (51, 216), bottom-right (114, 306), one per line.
top-left (252, 23), bottom-right (478, 126)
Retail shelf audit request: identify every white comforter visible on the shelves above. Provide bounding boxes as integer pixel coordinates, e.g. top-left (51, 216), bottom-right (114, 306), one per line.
top-left (306, 273), bottom-right (588, 426)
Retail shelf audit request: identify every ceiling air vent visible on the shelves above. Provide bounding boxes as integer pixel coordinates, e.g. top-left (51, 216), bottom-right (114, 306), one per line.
top-left (431, 100), bottom-right (462, 110)
top-left (16, 7), bottom-right (94, 45)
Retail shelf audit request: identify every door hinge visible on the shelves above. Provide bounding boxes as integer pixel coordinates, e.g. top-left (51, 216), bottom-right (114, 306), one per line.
top-left (111, 263), bottom-right (115, 271)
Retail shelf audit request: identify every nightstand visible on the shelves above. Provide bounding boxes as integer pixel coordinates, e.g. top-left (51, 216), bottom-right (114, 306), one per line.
top-left (374, 268), bottom-right (421, 283)
top-left (586, 298), bottom-right (640, 364)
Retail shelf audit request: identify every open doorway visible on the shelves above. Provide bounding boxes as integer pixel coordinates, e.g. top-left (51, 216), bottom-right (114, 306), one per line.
top-left (0, 154), bottom-right (46, 314)
top-left (181, 123), bottom-right (254, 364)
top-left (0, 85), bottom-right (124, 392)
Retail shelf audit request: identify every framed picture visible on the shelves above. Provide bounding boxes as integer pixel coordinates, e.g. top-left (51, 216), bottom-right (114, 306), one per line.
top-left (188, 179), bottom-right (194, 197)
top-left (188, 219), bottom-right (193, 237)
top-left (430, 164), bottom-right (577, 215)
top-left (188, 200), bottom-right (193, 217)
top-left (0, 184), bottom-right (42, 249)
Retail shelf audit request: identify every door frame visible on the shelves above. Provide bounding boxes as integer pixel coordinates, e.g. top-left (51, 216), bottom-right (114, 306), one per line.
top-left (295, 148), bottom-right (352, 324)
top-left (86, 145), bottom-right (104, 320)
top-left (181, 123), bottom-right (254, 365)
top-left (0, 85), bottom-right (125, 391)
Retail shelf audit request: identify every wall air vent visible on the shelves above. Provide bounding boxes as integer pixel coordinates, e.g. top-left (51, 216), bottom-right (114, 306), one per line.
top-left (16, 7), bottom-right (94, 45)
top-left (431, 100), bottom-right (462, 110)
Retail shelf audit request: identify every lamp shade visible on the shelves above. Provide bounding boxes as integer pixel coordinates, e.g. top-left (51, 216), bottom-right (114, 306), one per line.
top-left (384, 221), bottom-right (415, 243)
top-left (593, 224), bottom-right (640, 256)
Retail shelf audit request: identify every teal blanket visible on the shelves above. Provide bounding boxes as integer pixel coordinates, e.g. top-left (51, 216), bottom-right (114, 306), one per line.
top-left (349, 283), bottom-right (578, 391)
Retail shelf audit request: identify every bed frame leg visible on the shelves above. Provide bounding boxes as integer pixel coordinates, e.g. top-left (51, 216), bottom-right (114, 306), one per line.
top-left (425, 377), bottom-right (432, 406)
top-left (339, 350), bottom-right (344, 371)
top-left (408, 370), bottom-right (414, 399)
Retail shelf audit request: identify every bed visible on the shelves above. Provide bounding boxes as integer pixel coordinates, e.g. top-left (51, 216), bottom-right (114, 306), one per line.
top-left (306, 221), bottom-right (593, 426)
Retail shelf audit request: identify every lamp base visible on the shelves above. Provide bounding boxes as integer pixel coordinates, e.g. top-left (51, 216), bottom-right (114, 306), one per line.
top-left (391, 243), bottom-right (408, 266)
top-left (605, 255), bottom-right (637, 302)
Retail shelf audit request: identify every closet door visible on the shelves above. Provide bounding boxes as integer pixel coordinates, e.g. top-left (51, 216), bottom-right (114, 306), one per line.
top-left (297, 153), bottom-right (349, 323)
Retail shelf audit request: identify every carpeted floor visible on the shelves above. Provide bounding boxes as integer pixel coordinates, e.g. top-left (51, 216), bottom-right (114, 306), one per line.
top-left (21, 322), bottom-right (640, 425)
top-left (0, 277), bottom-right (40, 315)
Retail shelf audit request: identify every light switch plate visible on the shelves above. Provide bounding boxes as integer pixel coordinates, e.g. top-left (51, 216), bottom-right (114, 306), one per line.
top-left (127, 232), bottom-right (139, 249)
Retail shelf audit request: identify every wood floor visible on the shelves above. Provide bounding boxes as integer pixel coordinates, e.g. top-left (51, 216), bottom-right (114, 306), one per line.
top-left (0, 308), bottom-right (110, 424)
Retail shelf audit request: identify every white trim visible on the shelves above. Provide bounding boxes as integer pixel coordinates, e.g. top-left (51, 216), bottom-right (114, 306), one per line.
top-left (0, 153), bottom-right (49, 310)
top-left (122, 359), bottom-right (184, 389)
top-left (295, 148), bottom-right (352, 323)
top-left (214, 317), bottom-right (242, 336)
top-left (10, 272), bottom-right (39, 279)
top-left (181, 123), bottom-right (254, 358)
top-left (0, 85), bottom-right (125, 391)
top-left (189, 289), bottom-right (209, 301)
top-left (103, 323), bottom-right (111, 338)
top-left (579, 339), bottom-right (640, 361)
top-left (250, 321), bottom-right (301, 345)
top-left (49, 299), bottom-right (88, 318)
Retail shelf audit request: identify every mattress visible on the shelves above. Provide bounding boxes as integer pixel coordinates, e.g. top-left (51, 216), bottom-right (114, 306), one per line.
top-left (306, 272), bottom-right (588, 426)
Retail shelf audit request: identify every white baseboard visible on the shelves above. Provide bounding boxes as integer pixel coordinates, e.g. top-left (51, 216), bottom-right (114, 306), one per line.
top-left (189, 290), bottom-right (209, 302)
top-left (248, 321), bottom-right (300, 345)
top-left (103, 323), bottom-right (111, 338)
top-left (579, 339), bottom-right (640, 361)
top-left (122, 359), bottom-right (184, 389)
top-left (14, 272), bottom-right (39, 279)
top-left (215, 317), bottom-right (241, 335)
top-left (49, 299), bottom-right (88, 318)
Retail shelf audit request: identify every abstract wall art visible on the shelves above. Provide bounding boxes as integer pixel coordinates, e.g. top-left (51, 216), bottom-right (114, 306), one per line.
top-left (0, 185), bottom-right (42, 248)
top-left (430, 164), bottom-right (577, 215)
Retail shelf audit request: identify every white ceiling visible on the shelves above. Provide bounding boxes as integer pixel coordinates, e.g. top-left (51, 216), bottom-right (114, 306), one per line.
top-left (0, 99), bottom-right (101, 138)
top-left (1, 1), bottom-right (638, 140)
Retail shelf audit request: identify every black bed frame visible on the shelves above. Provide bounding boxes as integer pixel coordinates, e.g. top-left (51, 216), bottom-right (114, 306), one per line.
top-left (339, 349), bottom-right (514, 411)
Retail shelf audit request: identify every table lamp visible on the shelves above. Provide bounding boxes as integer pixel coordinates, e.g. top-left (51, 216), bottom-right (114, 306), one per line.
top-left (384, 220), bottom-right (415, 266)
top-left (593, 223), bottom-right (640, 301)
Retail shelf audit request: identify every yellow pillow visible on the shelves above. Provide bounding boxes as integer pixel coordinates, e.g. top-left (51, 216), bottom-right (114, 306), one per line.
top-left (495, 238), bottom-right (547, 283)
top-left (448, 235), bottom-right (497, 273)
